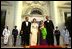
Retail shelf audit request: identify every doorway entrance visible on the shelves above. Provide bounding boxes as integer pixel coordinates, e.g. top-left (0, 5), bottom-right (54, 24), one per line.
top-left (1, 10), bottom-right (6, 36)
top-left (64, 12), bottom-right (71, 37)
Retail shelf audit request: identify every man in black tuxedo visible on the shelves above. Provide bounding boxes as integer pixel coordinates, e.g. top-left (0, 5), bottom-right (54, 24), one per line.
top-left (12, 26), bottom-right (18, 46)
top-left (21, 16), bottom-right (31, 47)
top-left (44, 16), bottom-right (54, 45)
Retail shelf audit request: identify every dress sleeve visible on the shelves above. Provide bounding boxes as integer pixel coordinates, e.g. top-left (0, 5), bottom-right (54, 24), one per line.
top-left (67, 30), bottom-right (70, 37)
top-left (2, 29), bottom-right (5, 36)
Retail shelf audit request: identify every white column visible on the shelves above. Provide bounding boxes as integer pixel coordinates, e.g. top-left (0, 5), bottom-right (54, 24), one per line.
top-left (14, 1), bottom-right (23, 33)
top-left (49, 1), bottom-right (58, 27)
top-left (53, 1), bottom-right (59, 26)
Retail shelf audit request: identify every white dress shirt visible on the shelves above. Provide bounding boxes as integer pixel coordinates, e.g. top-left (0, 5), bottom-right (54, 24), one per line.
top-left (26, 22), bottom-right (28, 26)
top-left (47, 20), bottom-right (49, 23)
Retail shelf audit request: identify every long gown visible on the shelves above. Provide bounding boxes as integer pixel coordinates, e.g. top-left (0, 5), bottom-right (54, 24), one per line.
top-left (61, 29), bottom-right (70, 44)
top-left (30, 23), bottom-right (38, 46)
top-left (40, 26), bottom-right (47, 45)
top-left (2, 28), bottom-right (10, 44)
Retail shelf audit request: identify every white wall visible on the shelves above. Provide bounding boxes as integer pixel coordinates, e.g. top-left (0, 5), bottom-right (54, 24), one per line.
top-left (1, 6), bottom-right (14, 33)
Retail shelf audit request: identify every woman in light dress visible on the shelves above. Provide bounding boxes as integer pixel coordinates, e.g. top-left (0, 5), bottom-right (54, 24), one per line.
top-left (61, 26), bottom-right (70, 48)
top-left (30, 18), bottom-right (38, 46)
top-left (2, 26), bottom-right (10, 45)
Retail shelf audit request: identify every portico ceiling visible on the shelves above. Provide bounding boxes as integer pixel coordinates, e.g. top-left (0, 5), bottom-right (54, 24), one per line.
top-left (57, 1), bottom-right (71, 7)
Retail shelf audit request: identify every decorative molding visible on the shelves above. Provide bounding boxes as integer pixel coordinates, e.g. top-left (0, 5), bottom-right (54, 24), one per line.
top-left (30, 8), bottom-right (43, 15)
top-left (64, 2), bottom-right (71, 5)
top-left (23, 1), bottom-right (47, 6)
top-left (58, 6), bottom-right (71, 9)
top-left (1, 1), bottom-right (12, 6)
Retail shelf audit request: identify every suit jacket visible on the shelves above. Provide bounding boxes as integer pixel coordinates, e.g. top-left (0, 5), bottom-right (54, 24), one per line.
top-left (54, 30), bottom-right (60, 35)
top-left (44, 20), bottom-right (54, 34)
top-left (12, 29), bottom-right (18, 36)
top-left (21, 21), bottom-right (31, 35)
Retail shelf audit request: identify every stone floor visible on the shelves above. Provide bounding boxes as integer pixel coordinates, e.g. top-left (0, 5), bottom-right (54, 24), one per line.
top-left (1, 46), bottom-right (23, 48)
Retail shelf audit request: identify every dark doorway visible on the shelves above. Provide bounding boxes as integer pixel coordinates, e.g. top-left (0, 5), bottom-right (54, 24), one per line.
top-left (30, 8), bottom-right (43, 15)
top-left (30, 10), bottom-right (42, 15)
top-left (1, 10), bottom-right (6, 36)
top-left (64, 12), bottom-right (71, 37)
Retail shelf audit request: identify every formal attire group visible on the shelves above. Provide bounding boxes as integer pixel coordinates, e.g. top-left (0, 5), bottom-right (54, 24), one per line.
top-left (20, 19), bottom-right (55, 46)
top-left (2, 17), bottom-right (70, 48)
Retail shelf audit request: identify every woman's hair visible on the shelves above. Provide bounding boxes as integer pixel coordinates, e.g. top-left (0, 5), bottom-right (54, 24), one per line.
top-left (40, 20), bottom-right (43, 25)
top-left (40, 20), bottom-right (45, 27)
top-left (32, 18), bottom-right (36, 23)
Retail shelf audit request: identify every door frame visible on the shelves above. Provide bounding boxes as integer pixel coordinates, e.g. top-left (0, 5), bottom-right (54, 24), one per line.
top-left (1, 10), bottom-right (6, 36)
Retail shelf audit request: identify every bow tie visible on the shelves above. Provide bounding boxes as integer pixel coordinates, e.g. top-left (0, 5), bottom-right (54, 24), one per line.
top-left (47, 21), bottom-right (49, 22)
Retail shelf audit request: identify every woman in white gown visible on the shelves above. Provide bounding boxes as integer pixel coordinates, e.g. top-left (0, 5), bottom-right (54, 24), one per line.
top-left (61, 26), bottom-right (70, 47)
top-left (2, 26), bottom-right (10, 45)
top-left (30, 18), bottom-right (38, 46)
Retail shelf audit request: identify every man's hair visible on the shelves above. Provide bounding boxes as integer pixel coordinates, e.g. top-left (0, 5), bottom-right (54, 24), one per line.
top-left (25, 16), bottom-right (29, 19)
top-left (56, 26), bottom-right (58, 29)
top-left (14, 26), bottom-right (17, 28)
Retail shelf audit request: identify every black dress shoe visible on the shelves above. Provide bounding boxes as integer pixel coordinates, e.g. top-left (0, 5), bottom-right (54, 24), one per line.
top-left (4, 44), bottom-right (7, 45)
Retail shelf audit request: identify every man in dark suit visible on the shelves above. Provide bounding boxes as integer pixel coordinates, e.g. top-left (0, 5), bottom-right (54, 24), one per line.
top-left (54, 26), bottom-right (60, 45)
top-left (12, 26), bottom-right (18, 46)
top-left (21, 16), bottom-right (31, 48)
top-left (44, 16), bottom-right (54, 46)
